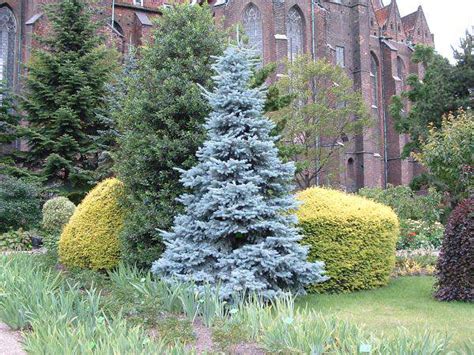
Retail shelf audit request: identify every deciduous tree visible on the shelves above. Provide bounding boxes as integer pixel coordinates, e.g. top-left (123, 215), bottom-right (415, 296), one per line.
top-left (271, 55), bottom-right (370, 189)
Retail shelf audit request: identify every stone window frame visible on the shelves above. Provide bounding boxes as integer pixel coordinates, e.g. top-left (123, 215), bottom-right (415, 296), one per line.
top-left (335, 45), bottom-right (345, 67)
top-left (242, 3), bottom-right (263, 61)
top-left (286, 5), bottom-right (305, 63)
top-left (370, 52), bottom-right (380, 110)
top-left (0, 6), bottom-right (17, 88)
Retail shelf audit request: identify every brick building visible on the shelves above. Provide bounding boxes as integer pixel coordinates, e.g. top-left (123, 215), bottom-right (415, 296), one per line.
top-left (1, 0), bottom-right (434, 190)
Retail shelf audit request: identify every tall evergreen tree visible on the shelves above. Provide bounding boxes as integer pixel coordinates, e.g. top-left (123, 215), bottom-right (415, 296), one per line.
top-left (152, 45), bottom-right (327, 299)
top-left (115, 4), bottom-right (225, 268)
top-left (95, 48), bottom-right (139, 181)
top-left (19, 0), bottom-right (116, 199)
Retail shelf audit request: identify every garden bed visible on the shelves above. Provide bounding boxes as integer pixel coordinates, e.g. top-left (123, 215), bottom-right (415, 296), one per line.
top-left (1, 253), bottom-right (472, 354)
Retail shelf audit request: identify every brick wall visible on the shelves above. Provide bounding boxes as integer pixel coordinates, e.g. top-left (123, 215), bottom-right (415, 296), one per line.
top-left (2, 0), bottom-right (435, 190)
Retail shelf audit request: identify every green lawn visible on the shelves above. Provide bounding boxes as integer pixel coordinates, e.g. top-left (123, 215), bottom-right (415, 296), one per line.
top-left (298, 276), bottom-right (473, 349)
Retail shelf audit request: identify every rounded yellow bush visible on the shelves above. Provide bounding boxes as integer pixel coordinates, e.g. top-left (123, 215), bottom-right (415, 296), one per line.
top-left (59, 178), bottom-right (125, 270)
top-left (296, 187), bottom-right (399, 293)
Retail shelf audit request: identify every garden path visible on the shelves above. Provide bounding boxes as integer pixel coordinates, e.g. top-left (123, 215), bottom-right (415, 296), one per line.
top-left (0, 323), bottom-right (25, 355)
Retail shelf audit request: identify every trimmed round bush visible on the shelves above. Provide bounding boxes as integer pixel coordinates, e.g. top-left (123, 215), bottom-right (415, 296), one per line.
top-left (59, 178), bottom-right (125, 270)
top-left (42, 197), bottom-right (76, 235)
top-left (435, 198), bottom-right (473, 302)
top-left (42, 197), bottom-right (76, 252)
top-left (296, 187), bottom-right (399, 293)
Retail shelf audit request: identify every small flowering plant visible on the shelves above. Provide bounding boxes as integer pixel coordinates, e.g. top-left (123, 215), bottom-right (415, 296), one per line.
top-left (397, 219), bottom-right (444, 251)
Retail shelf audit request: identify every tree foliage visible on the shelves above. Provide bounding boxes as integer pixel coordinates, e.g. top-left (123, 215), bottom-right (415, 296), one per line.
top-left (114, 4), bottom-right (225, 268)
top-left (0, 83), bottom-right (19, 146)
top-left (17, 0), bottom-right (117, 200)
top-left (414, 110), bottom-right (473, 204)
top-left (153, 45), bottom-right (327, 299)
top-left (271, 55), bottom-right (370, 189)
top-left (391, 33), bottom-right (474, 158)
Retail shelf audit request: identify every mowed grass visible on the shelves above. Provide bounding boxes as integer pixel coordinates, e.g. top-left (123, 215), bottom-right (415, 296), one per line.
top-left (298, 276), bottom-right (473, 349)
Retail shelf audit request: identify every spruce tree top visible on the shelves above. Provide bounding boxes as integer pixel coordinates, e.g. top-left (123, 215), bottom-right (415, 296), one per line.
top-left (153, 44), bottom-right (327, 299)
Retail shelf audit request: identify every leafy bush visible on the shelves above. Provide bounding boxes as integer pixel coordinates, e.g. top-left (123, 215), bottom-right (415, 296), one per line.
top-left (0, 229), bottom-right (33, 252)
top-left (435, 198), bottom-right (473, 302)
top-left (296, 187), bottom-right (399, 293)
top-left (41, 197), bottom-right (76, 251)
top-left (358, 185), bottom-right (443, 223)
top-left (58, 178), bottom-right (125, 270)
top-left (415, 110), bottom-right (474, 204)
top-left (42, 197), bottom-right (76, 235)
top-left (398, 219), bottom-right (445, 250)
top-left (0, 175), bottom-right (41, 233)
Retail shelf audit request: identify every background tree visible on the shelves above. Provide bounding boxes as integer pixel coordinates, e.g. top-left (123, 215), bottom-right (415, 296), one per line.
top-left (115, 4), bottom-right (225, 268)
top-left (391, 33), bottom-right (474, 159)
top-left (0, 83), bottom-right (18, 147)
top-left (271, 55), bottom-right (370, 189)
top-left (0, 84), bottom-right (20, 173)
top-left (451, 31), bottom-right (474, 109)
top-left (18, 0), bottom-right (117, 201)
top-left (153, 44), bottom-right (327, 299)
top-left (414, 110), bottom-right (473, 206)
top-left (95, 49), bottom-right (139, 182)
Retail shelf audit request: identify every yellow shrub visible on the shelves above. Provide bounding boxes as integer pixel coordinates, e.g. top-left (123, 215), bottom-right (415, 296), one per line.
top-left (59, 178), bottom-right (125, 270)
top-left (296, 187), bottom-right (399, 293)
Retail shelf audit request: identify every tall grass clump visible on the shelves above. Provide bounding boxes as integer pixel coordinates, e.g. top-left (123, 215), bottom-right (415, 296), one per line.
top-left (0, 254), bottom-right (62, 329)
top-left (0, 255), bottom-right (188, 354)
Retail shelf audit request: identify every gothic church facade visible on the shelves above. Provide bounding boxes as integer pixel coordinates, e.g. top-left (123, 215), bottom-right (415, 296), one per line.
top-left (1, 0), bottom-right (434, 190)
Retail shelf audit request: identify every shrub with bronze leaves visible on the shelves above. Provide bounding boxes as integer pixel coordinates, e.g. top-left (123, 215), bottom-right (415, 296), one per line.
top-left (296, 187), bottom-right (399, 293)
top-left (59, 178), bottom-right (125, 270)
top-left (435, 198), bottom-right (473, 302)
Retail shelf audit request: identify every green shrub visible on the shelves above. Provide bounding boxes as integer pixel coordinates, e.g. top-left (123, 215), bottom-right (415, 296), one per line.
top-left (398, 219), bottom-right (445, 250)
top-left (41, 197), bottom-right (76, 251)
top-left (358, 185), bottom-right (443, 223)
top-left (42, 197), bottom-right (76, 235)
top-left (0, 175), bottom-right (41, 233)
top-left (0, 229), bottom-right (33, 252)
top-left (58, 178), bottom-right (125, 270)
top-left (435, 198), bottom-right (473, 302)
top-left (296, 187), bottom-right (399, 293)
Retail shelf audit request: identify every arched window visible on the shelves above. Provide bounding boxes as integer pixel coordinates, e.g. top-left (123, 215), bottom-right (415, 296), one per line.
top-left (346, 158), bottom-right (356, 192)
top-left (0, 6), bottom-right (17, 87)
top-left (370, 53), bottom-right (379, 108)
top-left (287, 6), bottom-right (304, 62)
top-left (243, 4), bottom-right (263, 60)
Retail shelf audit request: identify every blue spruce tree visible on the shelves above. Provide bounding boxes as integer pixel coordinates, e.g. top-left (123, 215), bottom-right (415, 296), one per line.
top-left (152, 44), bottom-right (327, 299)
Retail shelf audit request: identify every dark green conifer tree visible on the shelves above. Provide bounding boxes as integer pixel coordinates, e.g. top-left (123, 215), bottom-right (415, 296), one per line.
top-left (19, 0), bottom-right (116, 200)
top-left (115, 4), bottom-right (225, 267)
